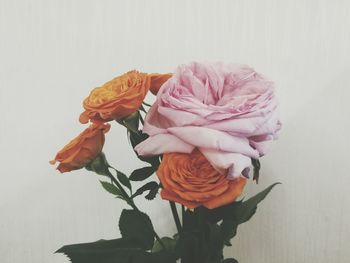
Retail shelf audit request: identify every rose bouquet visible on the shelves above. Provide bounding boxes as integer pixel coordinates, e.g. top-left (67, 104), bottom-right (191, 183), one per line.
top-left (51, 62), bottom-right (281, 263)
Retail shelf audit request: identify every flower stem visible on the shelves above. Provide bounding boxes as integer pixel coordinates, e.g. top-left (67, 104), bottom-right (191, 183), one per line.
top-left (139, 113), bottom-right (144, 126)
top-left (169, 201), bottom-right (182, 234)
top-left (107, 170), bottom-right (134, 207)
top-left (182, 205), bottom-right (185, 223)
top-left (142, 101), bottom-right (152, 107)
top-left (107, 169), bottom-right (165, 249)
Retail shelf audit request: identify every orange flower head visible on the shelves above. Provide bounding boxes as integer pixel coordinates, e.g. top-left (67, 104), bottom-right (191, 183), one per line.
top-left (157, 149), bottom-right (246, 209)
top-left (50, 123), bottom-right (110, 173)
top-left (79, 71), bottom-right (172, 123)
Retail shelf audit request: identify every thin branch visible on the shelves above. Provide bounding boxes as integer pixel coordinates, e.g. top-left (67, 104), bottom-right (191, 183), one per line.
top-left (142, 101), bottom-right (152, 107)
top-left (170, 201), bottom-right (182, 234)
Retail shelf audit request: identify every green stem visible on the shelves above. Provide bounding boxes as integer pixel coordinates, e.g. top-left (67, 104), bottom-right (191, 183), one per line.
top-left (107, 169), bottom-right (165, 249)
top-left (139, 105), bottom-right (147, 114)
top-left (139, 113), bottom-right (144, 126)
top-left (107, 170), bottom-right (135, 208)
top-left (170, 201), bottom-right (182, 234)
top-left (142, 101), bottom-right (152, 107)
top-left (182, 205), bottom-right (185, 224)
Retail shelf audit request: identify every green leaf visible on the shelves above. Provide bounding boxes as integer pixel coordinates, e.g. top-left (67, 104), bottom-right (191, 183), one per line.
top-left (99, 181), bottom-right (123, 199)
top-left (129, 167), bottom-right (155, 181)
top-left (208, 223), bottom-right (224, 261)
top-left (233, 183), bottom-right (280, 224)
top-left (220, 219), bottom-right (237, 246)
top-left (128, 131), bottom-right (161, 167)
top-left (218, 183), bottom-right (280, 246)
top-left (152, 237), bottom-right (177, 253)
top-left (116, 170), bottom-right (132, 191)
top-left (128, 130), bottom-right (148, 147)
top-left (175, 231), bottom-right (197, 262)
top-left (135, 251), bottom-right (177, 263)
top-left (206, 183), bottom-right (280, 224)
top-left (144, 186), bottom-right (159, 200)
top-left (119, 209), bottom-right (155, 250)
top-left (56, 238), bottom-right (177, 263)
top-left (176, 209), bottom-right (216, 263)
top-left (131, 182), bottom-right (159, 199)
top-left (252, 158), bottom-right (261, 183)
top-left (222, 258), bottom-right (238, 263)
top-left (56, 238), bottom-right (142, 263)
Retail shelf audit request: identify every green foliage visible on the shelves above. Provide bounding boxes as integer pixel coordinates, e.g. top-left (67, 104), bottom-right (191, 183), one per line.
top-left (144, 185), bottom-right (159, 200)
top-left (119, 209), bottom-right (155, 250)
top-left (208, 223), bottom-right (225, 260)
top-left (174, 183), bottom-right (278, 262)
top-left (176, 209), bottom-right (225, 263)
top-left (129, 167), bottom-right (155, 181)
top-left (131, 181), bottom-right (159, 200)
top-left (86, 154), bottom-right (132, 203)
top-left (217, 183), bottom-right (279, 246)
top-left (205, 183), bottom-right (280, 224)
top-left (56, 182), bottom-right (278, 262)
top-left (230, 183), bottom-right (280, 224)
top-left (99, 181), bottom-right (123, 199)
top-left (220, 219), bottom-right (238, 246)
top-left (182, 183), bottom-right (280, 254)
top-left (128, 131), bottom-right (161, 167)
top-left (56, 238), bottom-right (177, 263)
top-left (222, 259), bottom-right (238, 263)
top-left (56, 238), bottom-right (141, 263)
top-left (152, 237), bottom-right (177, 253)
top-left (68, 144), bottom-right (277, 263)
top-left (118, 111), bottom-right (161, 168)
top-left (116, 170), bottom-right (132, 192)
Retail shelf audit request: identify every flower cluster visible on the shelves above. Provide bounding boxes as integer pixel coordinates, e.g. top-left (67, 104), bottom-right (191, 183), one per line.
top-left (51, 62), bottom-right (280, 209)
top-left (51, 71), bottom-right (170, 170)
top-left (51, 62), bottom-right (281, 263)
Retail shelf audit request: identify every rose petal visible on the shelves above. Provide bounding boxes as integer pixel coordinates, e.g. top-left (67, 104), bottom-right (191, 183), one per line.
top-left (203, 177), bottom-right (246, 209)
top-left (134, 133), bottom-right (195, 156)
top-left (199, 148), bottom-right (252, 179)
top-left (167, 126), bottom-right (259, 158)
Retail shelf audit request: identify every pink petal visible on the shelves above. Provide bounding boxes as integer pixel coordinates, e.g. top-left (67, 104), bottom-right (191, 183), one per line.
top-left (200, 148), bottom-right (252, 179)
top-left (142, 103), bottom-right (169, 136)
top-left (134, 133), bottom-right (194, 156)
top-left (167, 126), bottom-right (259, 158)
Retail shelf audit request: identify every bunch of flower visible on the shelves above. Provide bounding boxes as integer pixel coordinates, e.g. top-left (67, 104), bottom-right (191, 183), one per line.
top-left (51, 62), bottom-right (281, 263)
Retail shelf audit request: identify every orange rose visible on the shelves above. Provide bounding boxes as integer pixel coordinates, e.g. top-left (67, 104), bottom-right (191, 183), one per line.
top-left (157, 149), bottom-right (246, 209)
top-left (50, 123), bottom-right (110, 173)
top-left (79, 71), bottom-right (172, 124)
top-left (149, 73), bottom-right (172, 95)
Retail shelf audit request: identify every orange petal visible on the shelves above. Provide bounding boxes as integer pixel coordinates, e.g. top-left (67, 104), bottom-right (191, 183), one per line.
top-left (203, 177), bottom-right (246, 209)
top-left (160, 189), bottom-right (200, 209)
top-left (149, 73), bottom-right (172, 95)
top-left (79, 111), bottom-right (90, 124)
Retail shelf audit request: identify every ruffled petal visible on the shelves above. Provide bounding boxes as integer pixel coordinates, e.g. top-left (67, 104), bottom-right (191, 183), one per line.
top-left (167, 126), bottom-right (259, 158)
top-left (134, 133), bottom-right (195, 156)
top-left (200, 148), bottom-right (252, 179)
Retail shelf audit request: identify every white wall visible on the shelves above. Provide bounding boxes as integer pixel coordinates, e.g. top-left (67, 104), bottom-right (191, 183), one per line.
top-left (0, 0), bottom-right (349, 262)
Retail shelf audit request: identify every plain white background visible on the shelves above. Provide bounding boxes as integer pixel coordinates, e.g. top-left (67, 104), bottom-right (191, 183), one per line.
top-left (1, 0), bottom-right (349, 262)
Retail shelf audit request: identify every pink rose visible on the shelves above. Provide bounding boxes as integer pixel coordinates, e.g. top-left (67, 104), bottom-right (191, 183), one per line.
top-left (135, 62), bottom-right (281, 179)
